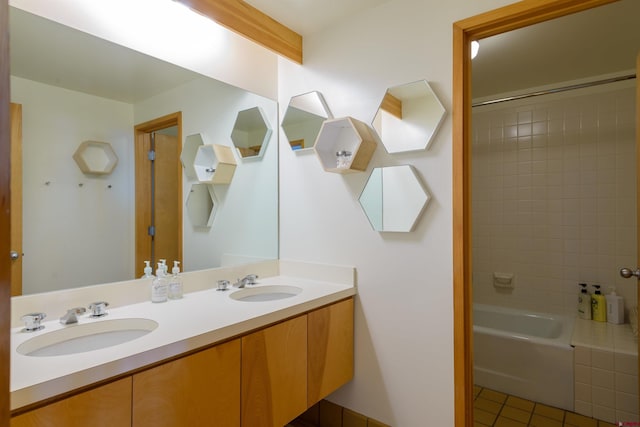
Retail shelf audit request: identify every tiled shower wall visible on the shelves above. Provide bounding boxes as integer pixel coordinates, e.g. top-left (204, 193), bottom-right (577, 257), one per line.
top-left (472, 83), bottom-right (637, 316)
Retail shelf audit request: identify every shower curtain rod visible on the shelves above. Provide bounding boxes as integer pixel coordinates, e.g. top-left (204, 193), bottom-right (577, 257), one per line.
top-left (472, 73), bottom-right (636, 108)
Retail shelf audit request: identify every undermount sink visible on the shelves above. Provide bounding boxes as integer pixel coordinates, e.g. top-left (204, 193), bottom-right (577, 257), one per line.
top-left (230, 285), bottom-right (302, 302)
top-left (17, 318), bottom-right (158, 357)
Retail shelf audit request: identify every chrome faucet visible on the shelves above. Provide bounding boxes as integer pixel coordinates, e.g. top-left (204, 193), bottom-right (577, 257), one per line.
top-left (88, 301), bottom-right (109, 318)
top-left (60, 307), bottom-right (87, 325)
top-left (233, 274), bottom-right (259, 288)
top-left (21, 312), bottom-right (46, 332)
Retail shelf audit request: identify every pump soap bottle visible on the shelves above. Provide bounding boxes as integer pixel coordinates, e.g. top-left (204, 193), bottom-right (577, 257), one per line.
top-left (577, 283), bottom-right (591, 320)
top-left (151, 262), bottom-right (169, 303)
top-left (591, 285), bottom-right (607, 322)
top-left (168, 261), bottom-right (183, 300)
top-left (606, 287), bottom-right (624, 324)
top-left (141, 261), bottom-right (155, 279)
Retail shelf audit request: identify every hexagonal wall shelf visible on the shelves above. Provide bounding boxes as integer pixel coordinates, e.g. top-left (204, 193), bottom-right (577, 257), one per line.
top-left (372, 80), bottom-right (446, 153)
top-left (231, 106), bottom-right (272, 159)
top-left (181, 133), bottom-right (204, 180)
top-left (193, 144), bottom-right (237, 184)
top-left (72, 140), bottom-right (118, 175)
top-left (314, 117), bottom-right (377, 174)
top-left (186, 183), bottom-right (217, 228)
top-left (359, 165), bottom-right (430, 232)
top-left (281, 91), bottom-right (332, 151)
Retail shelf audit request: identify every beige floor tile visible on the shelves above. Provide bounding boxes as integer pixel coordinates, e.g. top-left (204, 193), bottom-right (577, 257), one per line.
top-left (596, 422), bottom-right (616, 427)
top-left (534, 404), bottom-right (565, 421)
top-left (480, 389), bottom-right (508, 404)
top-left (474, 385), bottom-right (483, 398)
top-left (475, 422), bottom-right (490, 427)
top-left (500, 406), bottom-right (532, 424)
top-left (505, 395), bottom-right (535, 412)
top-left (494, 416), bottom-right (527, 427)
top-left (475, 398), bottom-right (503, 414)
top-left (529, 414), bottom-right (563, 427)
top-left (343, 409), bottom-right (367, 427)
top-left (564, 411), bottom-right (597, 427)
top-left (474, 408), bottom-right (498, 426)
top-left (367, 419), bottom-right (391, 427)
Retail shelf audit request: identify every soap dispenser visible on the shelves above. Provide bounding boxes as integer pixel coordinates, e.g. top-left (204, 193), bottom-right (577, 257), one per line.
top-left (168, 261), bottom-right (183, 300)
top-left (151, 262), bottom-right (168, 303)
top-left (141, 261), bottom-right (155, 279)
top-left (577, 283), bottom-right (591, 320)
top-left (606, 287), bottom-right (624, 324)
top-left (591, 285), bottom-right (607, 322)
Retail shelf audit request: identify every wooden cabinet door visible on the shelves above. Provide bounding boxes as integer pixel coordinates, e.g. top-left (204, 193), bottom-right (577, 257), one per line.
top-left (132, 339), bottom-right (240, 427)
top-left (307, 298), bottom-right (354, 406)
top-left (11, 378), bottom-right (132, 427)
top-left (241, 315), bottom-right (307, 427)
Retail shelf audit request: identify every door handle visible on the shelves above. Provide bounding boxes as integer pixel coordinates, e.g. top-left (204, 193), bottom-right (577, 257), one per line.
top-left (10, 251), bottom-right (20, 261)
top-left (620, 267), bottom-right (640, 279)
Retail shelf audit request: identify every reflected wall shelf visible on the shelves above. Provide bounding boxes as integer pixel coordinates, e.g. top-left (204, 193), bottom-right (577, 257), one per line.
top-left (186, 183), bottom-right (217, 228)
top-left (193, 144), bottom-right (237, 184)
top-left (313, 117), bottom-right (377, 174)
top-left (72, 140), bottom-right (118, 175)
top-left (181, 134), bottom-right (205, 180)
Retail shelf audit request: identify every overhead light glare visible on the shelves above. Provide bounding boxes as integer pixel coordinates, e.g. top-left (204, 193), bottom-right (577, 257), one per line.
top-left (471, 41), bottom-right (479, 59)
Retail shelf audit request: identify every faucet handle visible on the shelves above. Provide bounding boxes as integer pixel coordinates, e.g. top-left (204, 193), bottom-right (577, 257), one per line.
top-left (21, 312), bottom-right (46, 332)
top-left (88, 301), bottom-right (109, 318)
top-left (243, 274), bottom-right (259, 286)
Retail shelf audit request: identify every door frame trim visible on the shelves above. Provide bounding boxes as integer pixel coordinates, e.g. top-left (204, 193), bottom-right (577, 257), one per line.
top-left (452, 1), bottom-right (620, 425)
top-left (134, 112), bottom-right (183, 278)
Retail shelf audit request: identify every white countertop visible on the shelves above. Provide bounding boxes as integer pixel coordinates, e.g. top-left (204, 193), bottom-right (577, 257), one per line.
top-left (11, 267), bottom-right (356, 411)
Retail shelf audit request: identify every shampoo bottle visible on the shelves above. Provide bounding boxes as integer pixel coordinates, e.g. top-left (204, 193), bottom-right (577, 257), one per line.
top-left (141, 260), bottom-right (155, 279)
top-left (577, 283), bottom-right (591, 320)
top-left (168, 261), bottom-right (183, 300)
top-left (606, 287), bottom-right (624, 324)
top-left (591, 285), bottom-right (607, 322)
top-left (151, 262), bottom-right (168, 303)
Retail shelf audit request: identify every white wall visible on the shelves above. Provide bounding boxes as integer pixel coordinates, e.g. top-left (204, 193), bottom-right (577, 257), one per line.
top-left (472, 82), bottom-right (637, 318)
top-left (11, 76), bottom-right (135, 293)
top-left (277, 0), bottom-right (516, 425)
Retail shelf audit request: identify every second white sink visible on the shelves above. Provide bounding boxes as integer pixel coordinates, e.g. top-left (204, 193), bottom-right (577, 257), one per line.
top-left (17, 318), bottom-right (159, 357)
top-left (230, 285), bottom-right (302, 302)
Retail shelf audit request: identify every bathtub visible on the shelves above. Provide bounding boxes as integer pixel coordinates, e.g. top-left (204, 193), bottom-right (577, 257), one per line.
top-left (473, 303), bottom-right (575, 410)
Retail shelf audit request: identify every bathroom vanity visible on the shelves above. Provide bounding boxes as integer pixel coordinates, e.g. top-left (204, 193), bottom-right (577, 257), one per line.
top-left (10, 260), bottom-right (356, 427)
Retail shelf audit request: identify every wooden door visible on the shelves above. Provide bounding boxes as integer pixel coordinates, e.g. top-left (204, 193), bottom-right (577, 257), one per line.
top-left (241, 315), bottom-right (307, 427)
top-left (134, 113), bottom-right (182, 277)
top-left (11, 378), bottom-right (132, 427)
top-left (132, 339), bottom-right (241, 427)
top-left (10, 103), bottom-right (22, 296)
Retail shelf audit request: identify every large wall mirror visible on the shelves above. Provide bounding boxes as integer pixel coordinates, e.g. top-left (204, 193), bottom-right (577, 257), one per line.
top-left (9, 7), bottom-right (278, 295)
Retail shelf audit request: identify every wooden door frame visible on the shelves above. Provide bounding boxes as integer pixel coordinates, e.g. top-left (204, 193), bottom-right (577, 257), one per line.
top-left (1, 0), bottom-right (10, 422)
top-left (10, 103), bottom-right (22, 296)
top-left (452, 1), bottom-right (620, 425)
top-left (134, 112), bottom-right (183, 278)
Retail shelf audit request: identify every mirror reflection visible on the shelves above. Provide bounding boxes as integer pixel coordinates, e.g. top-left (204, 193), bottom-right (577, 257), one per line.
top-left (372, 80), bottom-right (446, 153)
top-left (281, 91), bottom-right (333, 151)
top-left (186, 184), bottom-right (217, 228)
top-left (231, 107), bottom-right (273, 158)
top-left (359, 165), bottom-right (430, 232)
top-left (10, 7), bottom-right (278, 294)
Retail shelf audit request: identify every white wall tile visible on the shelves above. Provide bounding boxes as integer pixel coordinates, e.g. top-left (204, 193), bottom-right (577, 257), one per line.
top-left (591, 368), bottom-right (615, 389)
top-left (592, 349), bottom-right (615, 370)
top-left (616, 391), bottom-right (640, 414)
top-left (615, 353), bottom-right (639, 375)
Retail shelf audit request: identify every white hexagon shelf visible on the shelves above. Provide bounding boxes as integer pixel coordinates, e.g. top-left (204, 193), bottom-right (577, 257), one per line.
top-left (372, 80), bottom-right (446, 153)
top-left (314, 117), bottom-right (377, 174)
top-left (186, 183), bottom-right (217, 228)
top-left (231, 106), bottom-right (272, 159)
top-left (359, 165), bottom-right (430, 232)
top-left (281, 91), bottom-right (332, 151)
top-left (72, 140), bottom-right (118, 175)
top-left (193, 144), bottom-right (237, 184)
top-left (181, 133), bottom-right (204, 180)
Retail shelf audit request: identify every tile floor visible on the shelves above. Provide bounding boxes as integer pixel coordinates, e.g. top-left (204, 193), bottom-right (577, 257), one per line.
top-left (474, 386), bottom-right (618, 427)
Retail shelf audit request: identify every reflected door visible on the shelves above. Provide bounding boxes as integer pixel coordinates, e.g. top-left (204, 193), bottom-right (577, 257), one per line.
top-left (134, 113), bottom-right (182, 278)
top-left (10, 103), bottom-right (22, 296)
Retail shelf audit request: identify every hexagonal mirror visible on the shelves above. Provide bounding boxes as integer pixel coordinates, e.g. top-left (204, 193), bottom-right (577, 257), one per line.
top-left (372, 80), bottom-right (446, 153)
top-left (186, 183), bottom-right (217, 228)
top-left (281, 91), bottom-right (333, 151)
top-left (231, 107), bottom-right (272, 159)
top-left (359, 165), bottom-right (430, 232)
top-left (181, 134), bottom-right (204, 180)
top-left (72, 140), bottom-right (118, 175)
